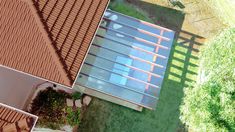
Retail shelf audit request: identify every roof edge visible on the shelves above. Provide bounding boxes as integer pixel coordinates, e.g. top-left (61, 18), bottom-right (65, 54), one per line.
top-left (26, 0), bottom-right (71, 86)
top-left (72, 0), bottom-right (111, 88)
top-left (2, 117), bottom-right (35, 131)
top-left (0, 103), bottom-right (38, 131)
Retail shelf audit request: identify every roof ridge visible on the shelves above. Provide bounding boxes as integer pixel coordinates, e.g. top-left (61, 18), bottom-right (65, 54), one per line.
top-left (26, 0), bottom-right (71, 86)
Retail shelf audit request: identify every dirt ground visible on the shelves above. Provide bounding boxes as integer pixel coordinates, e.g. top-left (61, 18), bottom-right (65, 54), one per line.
top-left (128, 0), bottom-right (227, 39)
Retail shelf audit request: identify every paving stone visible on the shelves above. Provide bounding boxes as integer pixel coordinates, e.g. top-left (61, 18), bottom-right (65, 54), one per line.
top-left (66, 98), bottom-right (73, 107)
top-left (75, 99), bottom-right (82, 108)
top-left (83, 96), bottom-right (92, 106)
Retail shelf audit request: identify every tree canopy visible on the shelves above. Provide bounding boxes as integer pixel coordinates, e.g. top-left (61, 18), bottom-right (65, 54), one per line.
top-left (180, 28), bottom-right (235, 131)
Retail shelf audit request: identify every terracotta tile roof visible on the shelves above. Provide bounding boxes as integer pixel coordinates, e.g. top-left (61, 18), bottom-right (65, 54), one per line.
top-left (0, 0), bottom-right (70, 85)
top-left (0, 0), bottom-right (109, 87)
top-left (34, 0), bottom-right (110, 80)
top-left (0, 103), bottom-right (37, 132)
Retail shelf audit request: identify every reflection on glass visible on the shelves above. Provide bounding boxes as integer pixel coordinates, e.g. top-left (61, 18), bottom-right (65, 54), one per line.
top-left (76, 10), bottom-right (175, 109)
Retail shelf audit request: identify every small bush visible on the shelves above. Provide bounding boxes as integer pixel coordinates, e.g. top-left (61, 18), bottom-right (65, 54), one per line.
top-left (30, 88), bottom-right (69, 129)
top-left (72, 92), bottom-right (82, 100)
top-left (66, 107), bottom-right (81, 126)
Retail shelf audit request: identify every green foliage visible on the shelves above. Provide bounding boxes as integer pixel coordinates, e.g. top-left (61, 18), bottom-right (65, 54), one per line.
top-left (180, 28), bottom-right (235, 131)
top-left (31, 88), bottom-right (82, 129)
top-left (72, 92), bottom-right (82, 100)
top-left (66, 107), bottom-right (81, 126)
top-left (31, 88), bottom-right (69, 129)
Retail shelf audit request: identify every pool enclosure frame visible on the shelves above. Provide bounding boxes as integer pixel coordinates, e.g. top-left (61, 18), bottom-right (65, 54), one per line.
top-left (74, 10), bottom-right (175, 111)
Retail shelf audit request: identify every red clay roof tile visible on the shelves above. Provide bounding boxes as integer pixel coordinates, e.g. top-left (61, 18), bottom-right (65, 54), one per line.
top-left (34, 0), bottom-right (110, 81)
top-left (0, 103), bottom-right (37, 132)
top-left (0, 0), bottom-right (70, 85)
top-left (0, 0), bottom-right (109, 87)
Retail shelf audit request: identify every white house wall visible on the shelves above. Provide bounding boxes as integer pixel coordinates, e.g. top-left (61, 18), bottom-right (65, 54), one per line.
top-left (0, 66), bottom-right (45, 109)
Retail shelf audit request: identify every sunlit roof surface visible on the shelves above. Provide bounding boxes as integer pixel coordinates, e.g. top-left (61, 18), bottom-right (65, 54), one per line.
top-left (76, 10), bottom-right (175, 109)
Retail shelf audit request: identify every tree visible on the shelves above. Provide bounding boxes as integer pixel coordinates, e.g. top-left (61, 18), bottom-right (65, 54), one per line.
top-left (180, 28), bottom-right (235, 131)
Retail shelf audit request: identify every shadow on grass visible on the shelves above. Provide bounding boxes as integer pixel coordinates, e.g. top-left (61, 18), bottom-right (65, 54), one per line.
top-left (127, 0), bottom-right (185, 31)
top-left (167, 30), bottom-right (204, 86)
top-left (79, 1), bottom-right (205, 132)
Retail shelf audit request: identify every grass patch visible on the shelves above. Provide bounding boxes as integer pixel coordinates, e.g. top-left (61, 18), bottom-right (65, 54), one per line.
top-left (108, 1), bottom-right (154, 23)
top-left (126, 0), bottom-right (185, 30)
top-left (66, 107), bottom-right (81, 126)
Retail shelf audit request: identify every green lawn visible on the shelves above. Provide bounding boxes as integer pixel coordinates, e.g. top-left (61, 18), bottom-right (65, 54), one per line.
top-left (79, 1), bottom-right (203, 132)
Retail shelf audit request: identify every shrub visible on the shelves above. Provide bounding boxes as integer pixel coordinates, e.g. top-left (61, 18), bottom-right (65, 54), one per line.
top-left (66, 107), bottom-right (81, 126)
top-left (180, 28), bottom-right (235, 131)
top-left (31, 88), bottom-right (69, 129)
top-left (72, 92), bottom-right (82, 100)
top-left (31, 88), bottom-right (82, 129)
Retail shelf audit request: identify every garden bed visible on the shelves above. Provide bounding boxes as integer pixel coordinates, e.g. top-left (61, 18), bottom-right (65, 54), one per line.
top-left (30, 87), bottom-right (83, 131)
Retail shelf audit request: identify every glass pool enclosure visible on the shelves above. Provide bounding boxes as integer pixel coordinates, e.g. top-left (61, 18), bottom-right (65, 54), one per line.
top-left (75, 10), bottom-right (175, 110)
